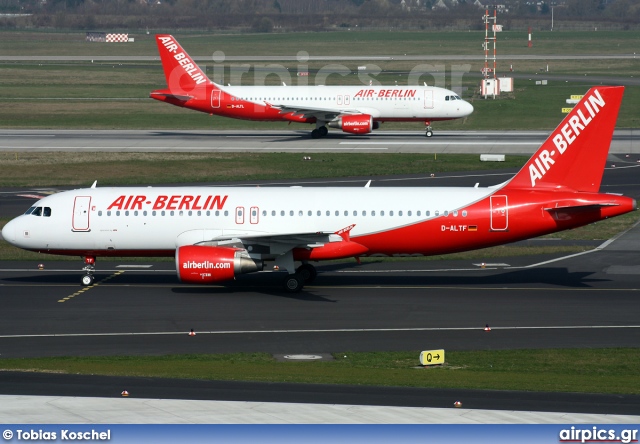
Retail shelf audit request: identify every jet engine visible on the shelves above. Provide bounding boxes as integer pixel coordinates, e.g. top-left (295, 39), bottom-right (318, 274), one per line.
top-left (328, 114), bottom-right (375, 134)
top-left (176, 245), bottom-right (263, 284)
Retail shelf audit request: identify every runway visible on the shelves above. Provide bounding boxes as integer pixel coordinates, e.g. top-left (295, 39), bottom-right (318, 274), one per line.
top-left (1, 129), bottom-right (639, 154)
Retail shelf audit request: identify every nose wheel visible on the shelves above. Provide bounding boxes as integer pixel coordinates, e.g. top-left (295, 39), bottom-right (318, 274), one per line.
top-left (81, 273), bottom-right (95, 286)
top-left (425, 121), bottom-right (433, 137)
top-left (81, 256), bottom-right (96, 286)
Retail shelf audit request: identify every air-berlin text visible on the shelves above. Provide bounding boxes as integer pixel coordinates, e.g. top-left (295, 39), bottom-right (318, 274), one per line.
top-left (107, 195), bottom-right (228, 211)
top-left (159, 36), bottom-right (207, 85)
top-left (354, 89), bottom-right (416, 98)
top-left (529, 88), bottom-right (604, 187)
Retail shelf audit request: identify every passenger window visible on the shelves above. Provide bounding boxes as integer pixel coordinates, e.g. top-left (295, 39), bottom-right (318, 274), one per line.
top-left (372, 210), bottom-right (376, 216)
top-left (399, 211), bottom-right (403, 216)
top-left (98, 211), bottom-right (102, 216)
top-left (390, 211), bottom-right (394, 216)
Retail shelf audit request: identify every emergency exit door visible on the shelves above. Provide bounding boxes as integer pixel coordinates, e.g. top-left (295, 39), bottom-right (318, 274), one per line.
top-left (490, 195), bottom-right (508, 231)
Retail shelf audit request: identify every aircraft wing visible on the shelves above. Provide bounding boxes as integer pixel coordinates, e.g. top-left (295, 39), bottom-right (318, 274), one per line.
top-left (198, 224), bottom-right (361, 257)
top-left (200, 230), bottom-right (342, 252)
top-left (269, 103), bottom-right (363, 121)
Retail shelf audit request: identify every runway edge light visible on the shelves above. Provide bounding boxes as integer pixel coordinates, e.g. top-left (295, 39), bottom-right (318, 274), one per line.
top-left (419, 349), bottom-right (445, 366)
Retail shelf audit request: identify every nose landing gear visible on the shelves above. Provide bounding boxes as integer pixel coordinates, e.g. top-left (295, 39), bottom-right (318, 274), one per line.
top-left (425, 120), bottom-right (433, 137)
top-left (81, 256), bottom-right (96, 286)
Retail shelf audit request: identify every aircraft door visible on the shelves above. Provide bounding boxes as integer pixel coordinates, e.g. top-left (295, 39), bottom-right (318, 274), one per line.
top-left (490, 195), bottom-right (508, 231)
top-left (211, 90), bottom-right (221, 108)
top-left (344, 95), bottom-right (350, 105)
top-left (424, 90), bottom-right (434, 109)
top-left (72, 196), bottom-right (91, 232)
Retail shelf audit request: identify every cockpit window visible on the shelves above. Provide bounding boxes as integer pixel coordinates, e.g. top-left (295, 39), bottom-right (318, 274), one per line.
top-left (445, 96), bottom-right (450, 101)
top-left (28, 206), bottom-right (51, 217)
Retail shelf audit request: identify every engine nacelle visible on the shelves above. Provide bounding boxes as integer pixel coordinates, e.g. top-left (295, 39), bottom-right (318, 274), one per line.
top-left (328, 114), bottom-right (374, 134)
top-left (176, 245), bottom-right (262, 284)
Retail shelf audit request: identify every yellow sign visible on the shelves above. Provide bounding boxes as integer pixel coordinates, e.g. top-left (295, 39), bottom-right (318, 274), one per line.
top-left (570, 95), bottom-right (584, 100)
top-left (420, 349), bottom-right (445, 366)
top-left (561, 107), bottom-right (573, 114)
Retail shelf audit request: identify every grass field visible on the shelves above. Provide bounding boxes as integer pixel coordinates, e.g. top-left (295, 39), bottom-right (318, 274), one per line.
top-left (2, 30), bottom-right (639, 57)
top-left (2, 348), bottom-right (638, 394)
top-left (1, 30), bottom-right (640, 130)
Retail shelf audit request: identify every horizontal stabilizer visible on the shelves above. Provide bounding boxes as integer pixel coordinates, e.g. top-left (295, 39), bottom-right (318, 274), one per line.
top-left (544, 203), bottom-right (618, 212)
top-left (150, 92), bottom-right (193, 102)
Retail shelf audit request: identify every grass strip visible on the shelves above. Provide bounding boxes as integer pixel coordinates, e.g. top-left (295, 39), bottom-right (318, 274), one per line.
top-left (1, 348), bottom-right (638, 395)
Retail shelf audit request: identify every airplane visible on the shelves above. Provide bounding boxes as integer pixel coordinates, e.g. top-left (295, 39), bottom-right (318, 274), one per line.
top-left (149, 34), bottom-right (474, 138)
top-left (1, 86), bottom-right (635, 293)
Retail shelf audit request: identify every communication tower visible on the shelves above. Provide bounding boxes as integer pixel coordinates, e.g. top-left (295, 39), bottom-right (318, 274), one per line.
top-left (481, 8), bottom-right (499, 98)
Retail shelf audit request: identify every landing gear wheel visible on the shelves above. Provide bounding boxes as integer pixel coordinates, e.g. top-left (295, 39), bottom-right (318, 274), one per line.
top-left (311, 129), bottom-right (320, 139)
top-left (283, 273), bottom-right (305, 293)
top-left (425, 129), bottom-right (433, 137)
top-left (296, 264), bottom-right (317, 284)
top-left (81, 274), bottom-right (94, 286)
top-left (318, 126), bottom-right (328, 137)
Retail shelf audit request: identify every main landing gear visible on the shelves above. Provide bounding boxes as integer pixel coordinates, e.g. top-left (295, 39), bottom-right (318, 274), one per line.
top-left (81, 256), bottom-right (96, 286)
top-left (311, 125), bottom-right (328, 139)
top-left (281, 263), bottom-right (318, 293)
top-left (425, 120), bottom-right (433, 137)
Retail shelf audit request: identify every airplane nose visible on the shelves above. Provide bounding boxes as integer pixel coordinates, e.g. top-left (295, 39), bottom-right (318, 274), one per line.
top-left (1, 218), bottom-right (15, 244)
top-left (463, 101), bottom-right (474, 116)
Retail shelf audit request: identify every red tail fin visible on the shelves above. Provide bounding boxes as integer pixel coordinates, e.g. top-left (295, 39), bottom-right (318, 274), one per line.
top-left (155, 34), bottom-right (214, 96)
top-left (504, 86), bottom-right (624, 192)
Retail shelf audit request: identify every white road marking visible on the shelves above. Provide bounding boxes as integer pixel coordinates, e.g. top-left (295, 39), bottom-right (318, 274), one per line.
top-left (0, 325), bottom-right (637, 339)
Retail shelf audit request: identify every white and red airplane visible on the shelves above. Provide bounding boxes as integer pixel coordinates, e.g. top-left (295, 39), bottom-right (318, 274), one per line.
top-left (2, 86), bottom-right (635, 292)
top-left (149, 34), bottom-right (474, 138)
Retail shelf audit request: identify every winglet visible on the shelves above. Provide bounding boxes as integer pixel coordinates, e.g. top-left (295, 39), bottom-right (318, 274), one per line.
top-left (504, 86), bottom-right (624, 192)
top-left (335, 224), bottom-right (356, 241)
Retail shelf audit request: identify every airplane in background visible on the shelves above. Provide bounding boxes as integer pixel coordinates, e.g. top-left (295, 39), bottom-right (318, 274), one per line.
top-left (149, 34), bottom-right (473, 138)
top-left (2, 86), bottom-right (635, 292)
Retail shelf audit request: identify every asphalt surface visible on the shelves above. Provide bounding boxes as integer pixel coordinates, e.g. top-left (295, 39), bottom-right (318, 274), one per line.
top-left (1, 129), bottom-right (639, 153)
